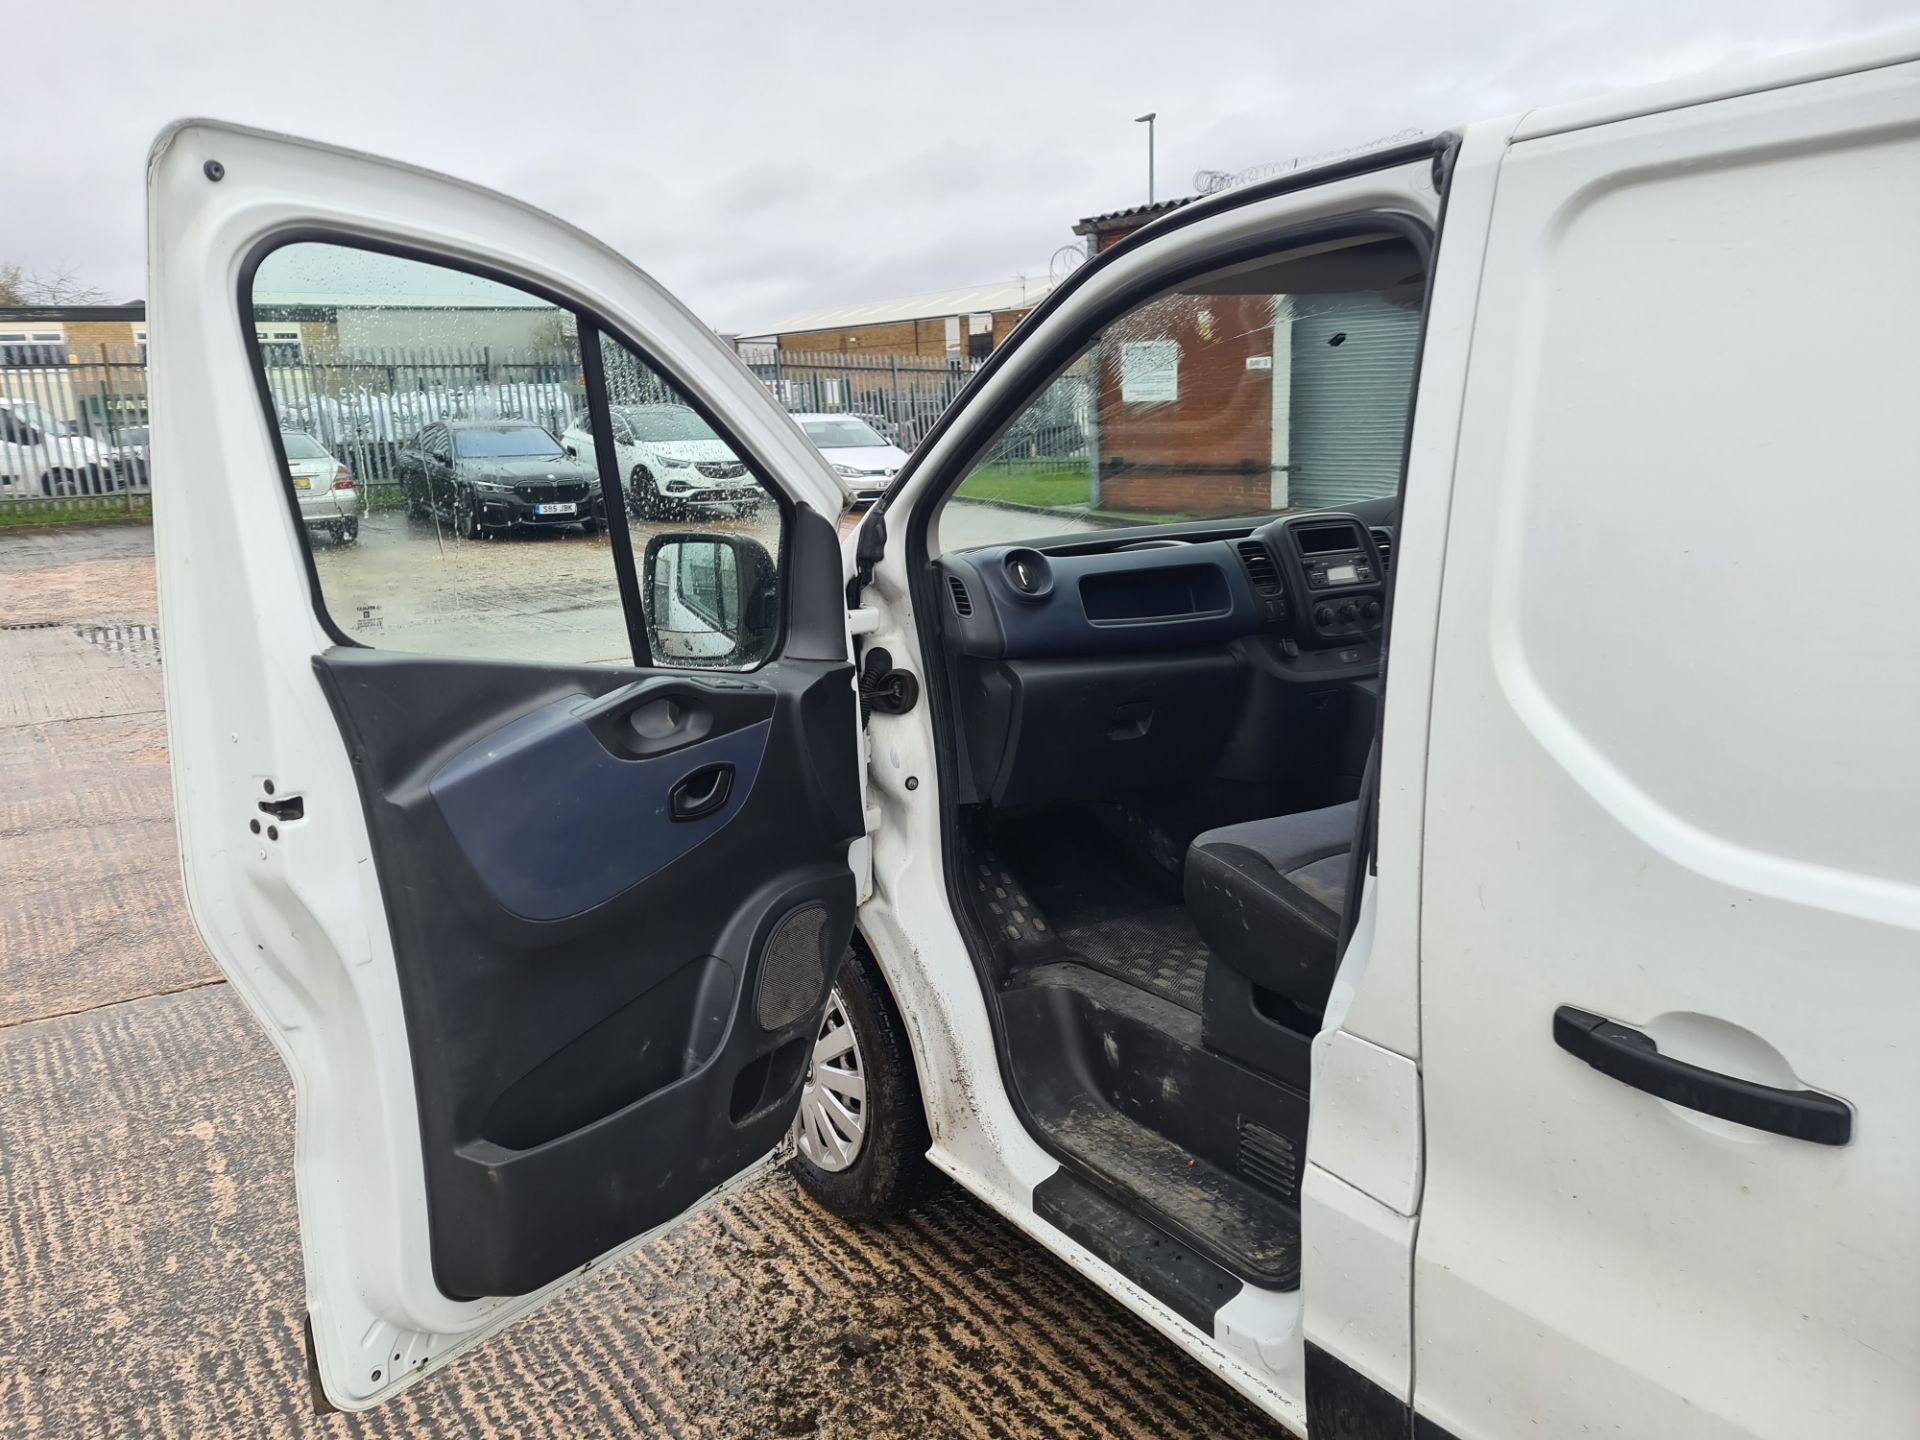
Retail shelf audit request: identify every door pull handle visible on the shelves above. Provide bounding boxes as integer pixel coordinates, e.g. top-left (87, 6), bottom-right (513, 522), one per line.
top-left (668, 763), bottom-right (734, 822)
top-left (1553, 1006), bottom-right (1850, 1145)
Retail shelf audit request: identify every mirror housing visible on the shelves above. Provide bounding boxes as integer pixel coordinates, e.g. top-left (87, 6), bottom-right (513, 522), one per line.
top-left (642, 531), bottom-right (777, 668)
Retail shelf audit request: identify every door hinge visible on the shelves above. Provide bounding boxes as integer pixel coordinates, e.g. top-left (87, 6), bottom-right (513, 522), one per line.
top-left (858, 646), bottom-right (919, 717)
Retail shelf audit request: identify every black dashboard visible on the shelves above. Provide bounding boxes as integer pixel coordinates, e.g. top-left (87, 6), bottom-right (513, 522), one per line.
top-left (940, 510), bottom-right (1390, 662)
top-left (935, 509), bottom-right (1393, 811)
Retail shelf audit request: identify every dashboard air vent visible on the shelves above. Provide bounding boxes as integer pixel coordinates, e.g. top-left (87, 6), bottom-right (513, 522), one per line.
top-left (947, 575), bottom-right (974, 617)
top-left (1235, 540), bottom-right (1281, 592)
top-left (1369, 528), bottom-right (1393, 572)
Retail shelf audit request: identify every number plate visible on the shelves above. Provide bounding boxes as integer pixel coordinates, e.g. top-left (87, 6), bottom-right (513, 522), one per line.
top-left (534, 502), bottom-right (577, 515)
top-left (292, 477), bottom-right (311, 490)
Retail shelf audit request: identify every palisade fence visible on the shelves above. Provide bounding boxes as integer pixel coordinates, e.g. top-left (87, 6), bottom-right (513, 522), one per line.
top-left (1, 346), bottom-right (151, 516)
top-left (264, 347), bottom-right (588, 507)
top-left (743, 348), bottom-right (982, 450)
top-left (744, 348), bottom-right (1092, 471)
top-left (0, 341), bottom-right (1091, 520)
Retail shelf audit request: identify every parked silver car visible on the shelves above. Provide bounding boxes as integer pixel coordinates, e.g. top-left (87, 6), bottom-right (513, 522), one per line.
top-left (282, 431), bottom-right (359, 543)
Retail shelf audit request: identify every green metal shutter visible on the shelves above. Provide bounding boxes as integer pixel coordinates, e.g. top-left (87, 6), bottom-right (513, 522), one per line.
top-left (1287, 292), bottom-right (1420, 509)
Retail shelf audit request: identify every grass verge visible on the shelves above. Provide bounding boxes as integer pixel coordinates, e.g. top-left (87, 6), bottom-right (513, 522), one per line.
top-left (956, 463), bottom-right (1189, 525)
top-left (0, 497), bottom-right (152, 528)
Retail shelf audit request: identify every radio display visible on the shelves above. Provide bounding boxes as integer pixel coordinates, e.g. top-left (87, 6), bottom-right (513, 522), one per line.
top-left (1324, 562), bottom-right (1359, 585)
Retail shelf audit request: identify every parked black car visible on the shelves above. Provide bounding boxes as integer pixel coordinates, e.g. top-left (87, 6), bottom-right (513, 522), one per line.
top-left (396, 420), bottom-right (603, 537)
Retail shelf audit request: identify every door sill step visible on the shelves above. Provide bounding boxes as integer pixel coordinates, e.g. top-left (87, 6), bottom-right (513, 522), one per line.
top-left (1032, 1167), bottom-right (1244, 1334)
top-left (1029, 1092), bottom-right (1302, 1289)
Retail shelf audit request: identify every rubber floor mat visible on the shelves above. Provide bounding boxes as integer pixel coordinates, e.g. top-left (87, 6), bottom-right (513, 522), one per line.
top-left (1056, 906), bottom-right (1209, 1013)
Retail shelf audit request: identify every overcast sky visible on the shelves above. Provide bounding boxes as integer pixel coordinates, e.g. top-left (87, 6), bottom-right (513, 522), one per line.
top-left (4, 0), bottom-right (1910, 333)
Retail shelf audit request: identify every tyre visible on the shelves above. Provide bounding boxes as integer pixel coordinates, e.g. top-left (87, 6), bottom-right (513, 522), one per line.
top-left (628, 465), bottom-right (668, 521)
top-left (340, 519), bottom-right (360, 545)
top-left (402, 480), bottom-right (424, 519)
top-left (789, 942), bottom-right (944, 1219)
top-left (40, 470), bottom-right (78, 498)
top-left (452, 486), bottom-right (481, 540)
top-left (580, 518), bottom-right (601, 536)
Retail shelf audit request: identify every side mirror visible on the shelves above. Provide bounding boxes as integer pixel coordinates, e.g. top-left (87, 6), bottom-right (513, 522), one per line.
top-left (642, 532), bottom-right (776, 667)
top-left (565, 444), bottom-right (579, 458)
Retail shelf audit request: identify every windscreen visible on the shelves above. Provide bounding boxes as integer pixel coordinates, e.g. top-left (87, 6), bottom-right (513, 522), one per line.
top-left (281, 432), bottom-right (330, 461)
top-left (625, 407), bottom-right (717, 442)
top-left (802, 417), bottom-right (885, 449)
top-left (453, 426), bottom-right (566, 459)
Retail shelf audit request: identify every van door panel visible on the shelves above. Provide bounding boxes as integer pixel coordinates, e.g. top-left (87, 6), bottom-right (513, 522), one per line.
top-left (1416, 60), bottom-right (1920, 1439)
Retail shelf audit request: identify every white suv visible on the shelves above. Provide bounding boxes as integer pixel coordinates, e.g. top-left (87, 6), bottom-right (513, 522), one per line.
top-left (0, 399), bottom-right (117, 494)
top-left (562, 402), bottom-right (761, 519)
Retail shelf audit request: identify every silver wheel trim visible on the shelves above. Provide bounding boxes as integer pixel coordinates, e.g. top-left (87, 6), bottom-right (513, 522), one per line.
top-left (794, 988), bottom-right (866, 1173)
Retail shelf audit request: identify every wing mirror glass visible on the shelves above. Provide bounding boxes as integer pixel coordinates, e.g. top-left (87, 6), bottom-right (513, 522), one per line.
top-left (643, 532), bottom-right (776, 669)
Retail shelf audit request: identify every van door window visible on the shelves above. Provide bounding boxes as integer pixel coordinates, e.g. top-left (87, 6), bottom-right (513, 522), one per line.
top-left (937, 267), bottom-right (1422, 551)
top-left (241, 241), bottom-right (784, 670)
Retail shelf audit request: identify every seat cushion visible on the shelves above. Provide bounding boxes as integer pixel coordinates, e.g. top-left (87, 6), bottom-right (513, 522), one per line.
top-left (1184, 801), bottom-right (1358, 1011)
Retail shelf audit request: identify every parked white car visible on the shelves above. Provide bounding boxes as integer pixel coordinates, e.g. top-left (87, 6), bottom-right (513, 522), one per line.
top-left (793, 411), bottom-right (908, 506)
top-left (562, 402), bottom-right (761, 519)
top-left (281, 431), bottom-right (358, 543)
top-left (147, 29), bottom-right (1920, 1438)
top-left (0, 398), bottom-right (118, 494)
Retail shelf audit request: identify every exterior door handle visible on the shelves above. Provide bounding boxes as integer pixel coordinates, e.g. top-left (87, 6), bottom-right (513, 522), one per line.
top-left (1553, 1006), bottom-right (1851, 1146)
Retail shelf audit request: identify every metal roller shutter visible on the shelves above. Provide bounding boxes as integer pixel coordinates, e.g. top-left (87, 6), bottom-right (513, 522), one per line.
top-left (1287, 292), bottom-right (1420, 509)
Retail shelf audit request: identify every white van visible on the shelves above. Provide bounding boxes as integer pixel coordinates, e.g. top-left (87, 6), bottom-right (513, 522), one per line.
top-left (147, 28), bottom-right (1920, 1438)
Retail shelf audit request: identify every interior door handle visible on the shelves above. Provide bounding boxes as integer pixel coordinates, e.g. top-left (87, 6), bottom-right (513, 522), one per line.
top-left (668, 763), bottom-right (734, 822)
top-left (1553, 1007), bottom-right (1851, 1145)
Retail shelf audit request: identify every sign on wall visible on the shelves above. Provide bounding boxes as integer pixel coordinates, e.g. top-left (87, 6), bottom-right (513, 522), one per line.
top-left (1120, 339), bottom-right (1180, 403)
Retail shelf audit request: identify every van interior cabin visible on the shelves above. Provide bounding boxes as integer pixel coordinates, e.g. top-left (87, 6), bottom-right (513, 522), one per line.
top-left (927, 232), bottom-right (1425, 1299)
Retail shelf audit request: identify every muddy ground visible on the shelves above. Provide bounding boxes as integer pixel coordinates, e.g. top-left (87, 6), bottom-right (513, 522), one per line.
top-left (0, 522), bottom-right (1284, 1439)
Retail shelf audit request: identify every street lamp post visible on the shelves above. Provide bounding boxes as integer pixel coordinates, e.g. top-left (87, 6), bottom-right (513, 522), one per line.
top-left (1134, 112), bottom-right (1157, 204)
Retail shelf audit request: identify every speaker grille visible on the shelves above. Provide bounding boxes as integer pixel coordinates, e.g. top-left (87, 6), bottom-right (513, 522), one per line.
top-left (755, 903), bottom-right (833, 1031)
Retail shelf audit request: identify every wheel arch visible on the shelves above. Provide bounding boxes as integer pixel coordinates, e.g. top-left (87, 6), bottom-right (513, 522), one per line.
top-left (848, 921), bottom-right (938, 1131)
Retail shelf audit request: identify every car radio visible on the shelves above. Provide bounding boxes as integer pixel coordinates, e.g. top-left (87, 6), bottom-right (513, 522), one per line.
top-left (1257, 514), bottom-right (1386, 645)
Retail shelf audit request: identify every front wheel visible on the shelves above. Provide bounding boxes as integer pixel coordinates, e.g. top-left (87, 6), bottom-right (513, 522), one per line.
top-left (628, 465), bottom-right (669, 521)
top-left (789, 943), bottom-right (943, 1219)
top-left (452, 486), bottom-right (481, 540)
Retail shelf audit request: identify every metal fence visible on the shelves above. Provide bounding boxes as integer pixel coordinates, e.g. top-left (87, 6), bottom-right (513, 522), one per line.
top-left (263, 347), bottom-right (587, 500)
top-left (743, 348), bottom-right (982, 449)
top-left (1, 345), bottom-right (151, 516)
top-left (751, 347), bottom-right (1092, 471)
top-left (0, 339), bottom-right (1092, 520)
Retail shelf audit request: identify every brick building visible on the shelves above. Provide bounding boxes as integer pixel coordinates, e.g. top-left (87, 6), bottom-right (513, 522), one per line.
top-left (737, 278), bottom-right (1054, 362)
top-left (1069, 196), bottom-right (1419, 517)
top-left (1070, 197), bottom-right (1195, 255)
